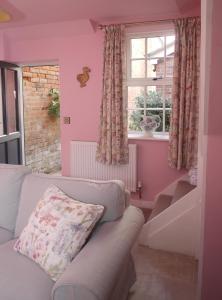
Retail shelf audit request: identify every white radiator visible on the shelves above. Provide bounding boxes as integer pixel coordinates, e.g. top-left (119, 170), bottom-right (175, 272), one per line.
top-left (70, 141), bottom-right (137, 192)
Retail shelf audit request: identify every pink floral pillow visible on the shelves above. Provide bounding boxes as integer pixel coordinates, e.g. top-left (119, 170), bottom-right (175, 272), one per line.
top-left (14, 185), bottom-right (104, 281)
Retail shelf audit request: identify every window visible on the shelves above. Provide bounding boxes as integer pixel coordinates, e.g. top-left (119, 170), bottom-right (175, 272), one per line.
top-left (126, 29), bottom-right (175, 138)
top-left (5, 69), bottom-right (18, 134)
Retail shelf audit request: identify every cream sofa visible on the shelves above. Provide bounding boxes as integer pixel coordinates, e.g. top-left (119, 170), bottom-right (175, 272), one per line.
top-left (0, 164), bottom-right (144, 300)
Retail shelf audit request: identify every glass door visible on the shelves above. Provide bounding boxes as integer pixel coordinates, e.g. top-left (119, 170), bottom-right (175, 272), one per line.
top-left (0, 61), bottom-right (22, 164)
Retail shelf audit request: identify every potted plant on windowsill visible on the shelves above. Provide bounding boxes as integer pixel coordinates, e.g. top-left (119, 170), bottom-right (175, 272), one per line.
top-left (140, 115), bottom-right (161, 137)
top-left (48, 88), bottom-right (60, 119)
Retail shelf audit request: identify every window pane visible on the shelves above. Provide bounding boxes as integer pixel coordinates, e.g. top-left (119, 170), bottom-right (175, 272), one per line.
top-left (147, 58), bottom-right (164, 78)
top-left (145, 110), bottom-right (163, 132)
top-left (147, 60), bottom-right (155, 78)
top-left (128, 109), bottom-right (143, 132)
top-left (165, 110), bottom-right (171, 132)
top-left (165, 85), bottom-right (172, 132)
top-left (146, 86), bottom-right (164, 108)
top-left (147, 36), bottom-right (164, 78)
top-left (131, 38), bottom-right (145, 59)
top-left (131, 60), bottom-right (145, 78)
top-left (147, 37), bottom-right (164, 59)
top-left (165, 85), bottom-right (172, 108)
top-left (128, 87), bottom-right (145, 110)
top-left (166, 35), bottom-right (175, 77)
top-left (166, 57), bottom-right (174, 77)
top-left (166, 35), bottom-right (175, 56)
top-left (5, 69), bottom-right (17, 133)
top-left (0, 97), bottom-right (3, 136)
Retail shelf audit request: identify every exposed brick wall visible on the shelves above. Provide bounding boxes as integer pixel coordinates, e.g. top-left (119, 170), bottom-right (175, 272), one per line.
top-left (22, 66), bottom-right (61, 173)
top-left (156, 57), bottom-right (174, 100)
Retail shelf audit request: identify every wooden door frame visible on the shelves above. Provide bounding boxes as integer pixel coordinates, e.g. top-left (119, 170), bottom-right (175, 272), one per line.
top-left (0, 61), bottom-right (24, 164)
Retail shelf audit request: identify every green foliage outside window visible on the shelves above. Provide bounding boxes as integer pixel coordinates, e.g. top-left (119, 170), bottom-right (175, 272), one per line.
top-left (48, 88), bottom-right (60, 118)
top-left (129, 91), bottom-right (171, 132)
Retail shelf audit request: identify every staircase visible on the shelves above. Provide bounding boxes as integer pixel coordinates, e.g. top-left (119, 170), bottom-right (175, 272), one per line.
top-left (139, 175), bottom-right (201, 258)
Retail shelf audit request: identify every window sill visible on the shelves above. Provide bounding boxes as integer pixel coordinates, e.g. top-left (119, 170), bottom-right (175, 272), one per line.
top-left (128, 132), bottom-right (169, 141)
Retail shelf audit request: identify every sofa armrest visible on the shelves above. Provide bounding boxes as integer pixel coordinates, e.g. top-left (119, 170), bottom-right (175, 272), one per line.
top-left (125, 189), bottom-right (131, 207)
top-left (52, 206), bottom-right (144, 300)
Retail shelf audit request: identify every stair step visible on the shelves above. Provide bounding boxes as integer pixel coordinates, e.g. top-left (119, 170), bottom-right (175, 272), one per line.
top-left (149, 194), bottom-right (173, 220)
top-left (171, 180), bottom-right (196, 204)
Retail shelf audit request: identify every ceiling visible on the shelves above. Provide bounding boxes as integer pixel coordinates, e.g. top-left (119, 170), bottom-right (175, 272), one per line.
top-left (0, 0), bottom-right (200, 29)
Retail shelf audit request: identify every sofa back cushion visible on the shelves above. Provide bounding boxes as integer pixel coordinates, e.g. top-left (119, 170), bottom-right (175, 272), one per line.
top-left (0, 164), bottom-right (31, 231)
top-left (15, 173), bottom-right (126, 237)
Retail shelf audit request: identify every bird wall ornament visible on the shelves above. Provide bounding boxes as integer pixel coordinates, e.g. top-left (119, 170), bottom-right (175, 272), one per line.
top-left (77, 66), bottom-right (91, 87)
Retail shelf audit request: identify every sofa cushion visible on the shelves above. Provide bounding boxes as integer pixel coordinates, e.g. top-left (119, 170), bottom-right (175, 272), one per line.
top-left (171, 180), bottom-right (196, 204)
top-left (0, 227), bottom-right (13, 244)
top-left (149, 194), bottom-right (173, 220)
top-left (15, 174), bottom-right (126, 237)
top-left (14, 185), bottom-right (104, 281)
top-left (0, 164), bottom-right (30, 231)
top-left (0, 240), bottom-right (54, 300)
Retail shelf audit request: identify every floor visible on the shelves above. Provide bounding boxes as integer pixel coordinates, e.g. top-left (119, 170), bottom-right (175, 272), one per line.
top-left (128, 245), bottom-right (198, 300)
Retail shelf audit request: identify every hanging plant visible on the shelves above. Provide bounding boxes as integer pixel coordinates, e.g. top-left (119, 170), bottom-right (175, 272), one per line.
top-left (48, 88), bottom-right (60, 118)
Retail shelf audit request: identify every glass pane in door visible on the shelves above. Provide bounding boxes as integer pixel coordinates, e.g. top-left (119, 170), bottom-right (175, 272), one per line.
top-left (0, 97), bottom-right (3, 136)
top-left (5, 69), bottom-right (17, 133)
top-left (0, 70), bottom-right (3, 136)
top-left (0, 61), bottom-right (22, 165)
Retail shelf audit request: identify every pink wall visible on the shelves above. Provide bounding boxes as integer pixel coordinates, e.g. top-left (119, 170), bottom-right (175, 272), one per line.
top-left (129, 140), bottom-right (184, 201)
top-left (201, 0), bottom-right (222, 298)
top-left (0, 20), bottom-right (183, 201)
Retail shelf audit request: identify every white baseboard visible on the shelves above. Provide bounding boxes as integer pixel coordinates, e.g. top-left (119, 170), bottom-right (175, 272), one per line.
top-left (130, 199), bottom-right (154, 209)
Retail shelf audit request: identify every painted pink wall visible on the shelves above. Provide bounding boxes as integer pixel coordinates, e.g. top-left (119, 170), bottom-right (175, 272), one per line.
top-left (0, 20), bottom-right (183, 201)
top-left (201, 0), bottom-right (222, 298)
top-left (0, 33), bottom-right (5, 59)
top-left (129, 140), bottom-right (184, 201)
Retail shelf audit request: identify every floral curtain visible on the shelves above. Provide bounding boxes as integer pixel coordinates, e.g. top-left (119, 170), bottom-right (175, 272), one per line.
top-left (96, 25), bottom-right (129, 165)
top-left (168, 17), bottom-right (201, 170)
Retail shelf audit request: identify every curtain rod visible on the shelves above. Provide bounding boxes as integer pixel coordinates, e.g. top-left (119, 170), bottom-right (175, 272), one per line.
top-left (98, 16), bottom-right (199, 30)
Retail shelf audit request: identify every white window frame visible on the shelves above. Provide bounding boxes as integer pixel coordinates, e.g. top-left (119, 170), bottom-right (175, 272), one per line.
top-left (126, 27), bottom-right (175, 139)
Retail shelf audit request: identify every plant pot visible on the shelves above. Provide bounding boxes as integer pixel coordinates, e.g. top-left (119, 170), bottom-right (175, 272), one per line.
top-left (143, 130), bottom-right (154, 137)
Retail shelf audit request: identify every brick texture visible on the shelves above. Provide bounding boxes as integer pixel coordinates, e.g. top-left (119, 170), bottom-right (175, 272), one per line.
top-left (23, 65), bottom-right (61, 173)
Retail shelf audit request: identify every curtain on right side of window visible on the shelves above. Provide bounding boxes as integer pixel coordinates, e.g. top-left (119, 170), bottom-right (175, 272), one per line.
top-left (168, 17), bottom-right (201, 170)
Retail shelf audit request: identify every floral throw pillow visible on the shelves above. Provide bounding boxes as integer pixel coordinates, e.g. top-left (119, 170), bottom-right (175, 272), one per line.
top-left (14, 185), bottom-right (104, 281)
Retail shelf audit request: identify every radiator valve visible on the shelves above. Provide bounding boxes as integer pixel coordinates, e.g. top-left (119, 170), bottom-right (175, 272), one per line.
top-left (136, 181), bottom-right (142, 199)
